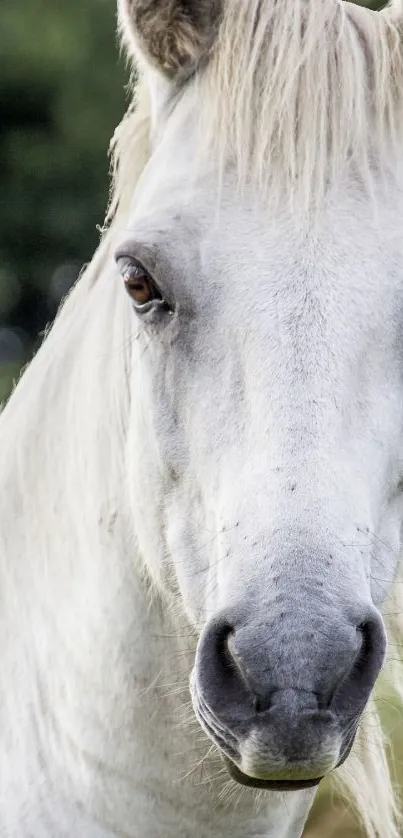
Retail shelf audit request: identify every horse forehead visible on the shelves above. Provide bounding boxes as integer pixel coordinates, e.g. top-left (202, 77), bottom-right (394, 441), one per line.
top-left (130, 100), bottom-right (403, 317)
top-left (130, 184), bottom-right (403, 318)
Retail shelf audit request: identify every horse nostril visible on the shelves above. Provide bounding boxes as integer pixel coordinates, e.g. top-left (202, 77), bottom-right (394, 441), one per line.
top-left (195, 616), bottom-right (262, 718)
top-left (353, 622), bottom-right (370, 675)
top-left (218, 625), bottom-right (259, 696)
top-left (216, 623), bottom-right (237, 677)
top-left (353, 618), bottom-right (385, 683)
top-left (205, 620), bottom-right (274, 712)
top-left (253, 694), bottom-right (272, 713)
top-left (331, 613), bottom-right (387, 717)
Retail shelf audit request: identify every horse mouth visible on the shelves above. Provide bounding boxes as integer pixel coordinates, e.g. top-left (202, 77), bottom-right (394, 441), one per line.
top-left (223, 756), bottom-right (323, 791)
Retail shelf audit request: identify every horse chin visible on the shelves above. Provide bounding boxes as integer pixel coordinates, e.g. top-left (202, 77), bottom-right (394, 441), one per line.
top-left (222, 756), bottom-right (323, 792)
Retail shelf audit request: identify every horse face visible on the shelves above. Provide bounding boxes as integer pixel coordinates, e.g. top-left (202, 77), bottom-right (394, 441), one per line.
top-left (116, 0), bottom-right (403, 793)
top-left (115, 101), bottom-right (403, 787)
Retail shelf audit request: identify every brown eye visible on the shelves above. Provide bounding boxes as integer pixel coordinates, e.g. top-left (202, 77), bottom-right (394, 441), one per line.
top-left (125, 271), bottom-right (159, 306)
top-left (116, 257), bottom-right (163, 311)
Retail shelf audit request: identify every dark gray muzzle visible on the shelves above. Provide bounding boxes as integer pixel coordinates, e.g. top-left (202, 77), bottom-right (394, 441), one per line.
top-left (192, 600), bottom-right (386, 790)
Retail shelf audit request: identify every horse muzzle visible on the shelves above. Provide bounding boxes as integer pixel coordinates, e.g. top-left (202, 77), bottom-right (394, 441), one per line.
top-left (190, 604), bottom-right (386, 789)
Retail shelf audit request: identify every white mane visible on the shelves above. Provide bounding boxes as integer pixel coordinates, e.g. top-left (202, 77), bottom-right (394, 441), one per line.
top-left (202, 0), bottom-right (403, 212)
top-left (2, 1), bottom-right (403, 835)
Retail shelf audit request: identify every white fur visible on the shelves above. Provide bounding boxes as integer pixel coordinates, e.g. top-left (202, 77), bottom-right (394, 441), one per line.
top-left (2, 0), bottom-right (403, 836)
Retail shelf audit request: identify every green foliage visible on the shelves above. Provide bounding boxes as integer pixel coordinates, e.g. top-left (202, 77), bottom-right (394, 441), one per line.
top-left (0, 0), bottom-right (126, 382)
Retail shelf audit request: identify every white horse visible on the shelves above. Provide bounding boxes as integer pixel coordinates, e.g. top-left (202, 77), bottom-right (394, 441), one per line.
top-left (2, 0), bottom-right (403, 835)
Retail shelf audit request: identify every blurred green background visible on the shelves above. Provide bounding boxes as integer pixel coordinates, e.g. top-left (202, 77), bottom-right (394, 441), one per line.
top-left (0, 0), bottom-right (126, 403)
top-left (0, 0), bottom-right (386, 405)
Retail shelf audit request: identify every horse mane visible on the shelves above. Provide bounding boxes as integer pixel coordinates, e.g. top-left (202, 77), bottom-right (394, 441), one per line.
top-left (109, 0), bottom-right (403, 222)
top-left (201, 0), bottom-right (403, 213)
top-left (2, 1), bottom-right (403, 835)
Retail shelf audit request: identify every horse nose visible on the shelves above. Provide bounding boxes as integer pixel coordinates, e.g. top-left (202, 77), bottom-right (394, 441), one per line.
top-left (331, 615), bottom-right (387, 716)
top-left (194, 607), bottom-right (386, 738)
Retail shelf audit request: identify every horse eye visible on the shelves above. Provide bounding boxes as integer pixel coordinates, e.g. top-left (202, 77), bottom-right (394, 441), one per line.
top-left (126, 272), bottom-right (160, 306)
top-left (116, 257), bottom-right (162, 309)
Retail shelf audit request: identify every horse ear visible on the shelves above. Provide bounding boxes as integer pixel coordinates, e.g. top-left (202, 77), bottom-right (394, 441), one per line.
top-left (118, 0), bottom-right (222, 81)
